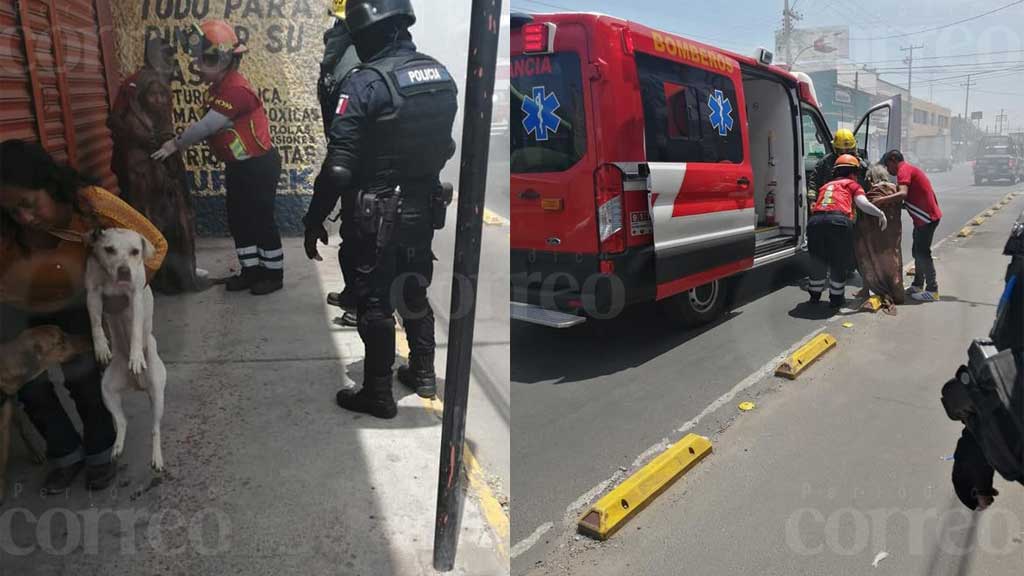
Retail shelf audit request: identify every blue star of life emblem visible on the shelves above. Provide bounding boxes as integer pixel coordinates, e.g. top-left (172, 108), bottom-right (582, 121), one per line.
top-left (707, 89), bottom-right (734, 136)
top-left (522, 85), bottom-right (561, 141)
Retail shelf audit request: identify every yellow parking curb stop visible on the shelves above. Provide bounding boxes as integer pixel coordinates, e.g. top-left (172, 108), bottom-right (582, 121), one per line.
top-left (577, 434), bottom-right (712, 540)
top-left (775, 333), bottom-right (837, 379)
top-left (738, 401), bottom-right (755, 411)
top-left (957, 227), bottom-right (973, 238)
top-left (983, 210), bottom-right (995, 218)
top-left (971, 217), bottom-right (985, 225)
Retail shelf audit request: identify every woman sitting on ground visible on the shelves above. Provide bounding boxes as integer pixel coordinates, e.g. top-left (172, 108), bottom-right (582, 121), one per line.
top-left (0, 139), bottom-right (167, 493)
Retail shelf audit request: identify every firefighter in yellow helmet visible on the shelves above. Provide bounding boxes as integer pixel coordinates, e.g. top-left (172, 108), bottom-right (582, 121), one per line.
top-left (806, 154), bottom-right (887, 309)
top-left (809, 128), bottom-right (867, 193)
top-left (330, 0), bottom-right (347, 18)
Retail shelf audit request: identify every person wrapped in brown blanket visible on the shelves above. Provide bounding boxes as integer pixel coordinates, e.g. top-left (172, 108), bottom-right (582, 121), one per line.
top-left (854, 164), bottom-right (907, 313)
top-left (109, 41), bottom-right (208, 294)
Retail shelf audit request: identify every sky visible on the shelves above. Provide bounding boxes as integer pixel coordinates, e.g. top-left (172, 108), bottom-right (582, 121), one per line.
top-left (510, 0), bottom-right (1024, 135)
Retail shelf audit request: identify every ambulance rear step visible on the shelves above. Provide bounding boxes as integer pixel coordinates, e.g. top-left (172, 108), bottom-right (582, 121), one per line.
top-left (510, 302), bottom-right (587, 328)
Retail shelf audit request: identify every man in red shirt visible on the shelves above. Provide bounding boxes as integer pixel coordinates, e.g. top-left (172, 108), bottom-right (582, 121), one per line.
top-left (883, 150), bottom-right (943, 302)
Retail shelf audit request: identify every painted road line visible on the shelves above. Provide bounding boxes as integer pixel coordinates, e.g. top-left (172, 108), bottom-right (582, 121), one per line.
top-left (577, 434), bottom-right (712, 540)
top-left (395, 320), bottom-right (510, 560)
top-left (775, 333), bottom-right (837, 379)
top-left (511, 522), bottom-right (553, 559)
top-left (483, 208), bottom-right (509, 226)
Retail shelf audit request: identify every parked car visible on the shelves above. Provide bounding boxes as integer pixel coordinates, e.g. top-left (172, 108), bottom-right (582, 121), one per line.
top-left (974, 136), bottom-right (1024, 185)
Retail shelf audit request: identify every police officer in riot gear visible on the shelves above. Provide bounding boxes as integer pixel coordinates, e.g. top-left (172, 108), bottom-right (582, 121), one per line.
top-left (303, 0), bottom-right (458, 419)
top-left (943, 210), bottom-right (1023, 510)
top-left (316, 0), bottom-right (362, 325)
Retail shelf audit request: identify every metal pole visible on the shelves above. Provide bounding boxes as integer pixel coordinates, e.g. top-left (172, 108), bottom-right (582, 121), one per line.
top-left (433, 0), bottom-right (502, 571)
top-left (901, 44), bottom-right (923, 143)
top-left (782, 0), bottom-right (800, 66)
top-left (783, 0), bottom-right (791, 66)
top-left (962, 75), bottom-right (971, 129)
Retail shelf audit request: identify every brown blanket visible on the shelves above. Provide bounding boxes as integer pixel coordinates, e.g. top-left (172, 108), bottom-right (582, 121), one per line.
top-left (109, 69), bottom-right (206, 294)
top-left (855, 182), bottom-right (906, 309)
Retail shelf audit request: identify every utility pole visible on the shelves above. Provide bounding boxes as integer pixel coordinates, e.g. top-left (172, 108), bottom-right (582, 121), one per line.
top-left (901, 43), bottom-right (924, 142)
top-left (962, 74), bottom-right (972, 126)
top-left (996, 109), bottom-right (1007, 135)
top-left (782, 0), bottom-right (803, 66)
top-left (433, 0), bottom-right (502, 571)
top-left (960, 74), bottom-right (973, 155)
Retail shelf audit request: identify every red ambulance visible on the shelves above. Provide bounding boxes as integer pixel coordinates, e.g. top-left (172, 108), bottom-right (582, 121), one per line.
top-left (510, 12), bottom-right (902, 327)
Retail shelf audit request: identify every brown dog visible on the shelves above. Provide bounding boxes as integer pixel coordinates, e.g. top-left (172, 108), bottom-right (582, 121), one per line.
top-left (0, 326), bottom-right (91, 504)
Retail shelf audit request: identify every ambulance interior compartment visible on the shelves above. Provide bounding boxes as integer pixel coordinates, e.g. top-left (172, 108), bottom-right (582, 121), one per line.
top-left (741, 68), bottom-right (800, 255)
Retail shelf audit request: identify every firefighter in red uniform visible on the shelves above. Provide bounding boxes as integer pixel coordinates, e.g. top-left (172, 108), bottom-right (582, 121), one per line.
top-left (807, 154), bottom-right (888, 308)
top-left (152, 20), bottom-right (284, 295)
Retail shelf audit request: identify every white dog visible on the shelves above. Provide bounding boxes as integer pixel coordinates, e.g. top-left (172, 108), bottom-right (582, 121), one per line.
top-left (85, 228), bottom-right (166, 472)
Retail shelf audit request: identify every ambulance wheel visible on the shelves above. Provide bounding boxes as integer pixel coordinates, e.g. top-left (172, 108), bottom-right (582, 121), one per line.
top-left (663, 279), bottom-right (726, 327)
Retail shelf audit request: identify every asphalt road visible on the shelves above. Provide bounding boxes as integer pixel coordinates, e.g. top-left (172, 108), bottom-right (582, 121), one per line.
top-left (530, 192), bottom-right (1024, 576)
top-left (509, 163), bottom-right (1022, 573)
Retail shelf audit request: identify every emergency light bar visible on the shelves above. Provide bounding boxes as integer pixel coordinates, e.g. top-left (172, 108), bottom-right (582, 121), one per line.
top-left (522, 22), bottom-right (556, 54)
top-left (756, 47), bottom-right (773, 66)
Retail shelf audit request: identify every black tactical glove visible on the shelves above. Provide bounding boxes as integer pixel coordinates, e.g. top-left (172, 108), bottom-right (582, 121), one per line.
top-left (303, 218), bottom-right (329, 261)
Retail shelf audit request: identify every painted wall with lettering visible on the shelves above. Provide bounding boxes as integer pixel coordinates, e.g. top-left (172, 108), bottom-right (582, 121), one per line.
top-left (110, 0), bottom-right (328, 235)
top-left (109, 0), bottom-right (476, 235)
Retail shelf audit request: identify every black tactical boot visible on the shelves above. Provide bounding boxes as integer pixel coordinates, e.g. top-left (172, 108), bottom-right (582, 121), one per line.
top-left (225, 267), bottom-right (261, 292)
top-left (327, 289), bottom-right (357, 311)
top-left (336, 377), bottom-right (397, 419)
top-left (397, 355), bottom-right (436, 398)
top-left (830, 294), bottom-right (846, 309)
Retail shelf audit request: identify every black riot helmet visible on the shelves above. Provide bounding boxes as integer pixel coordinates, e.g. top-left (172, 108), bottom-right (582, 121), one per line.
top-left (345, 0), bottom-right (416, 35)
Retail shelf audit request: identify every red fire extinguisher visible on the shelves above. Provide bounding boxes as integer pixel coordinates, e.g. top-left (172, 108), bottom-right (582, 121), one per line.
top-left (765, 189), bottom-right (776, 226)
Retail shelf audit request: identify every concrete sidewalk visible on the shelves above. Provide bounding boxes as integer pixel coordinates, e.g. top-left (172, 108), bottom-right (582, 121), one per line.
top-left (1, 238), bottom-right (506, 576)
top-left (531, 196), bottom-right (1024, 575)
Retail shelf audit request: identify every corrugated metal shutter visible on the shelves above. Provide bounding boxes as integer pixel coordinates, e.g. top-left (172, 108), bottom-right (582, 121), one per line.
top-left (0, 2), bottom-right (38, 142)
top-left (0, 0), bottom-right (119, 191)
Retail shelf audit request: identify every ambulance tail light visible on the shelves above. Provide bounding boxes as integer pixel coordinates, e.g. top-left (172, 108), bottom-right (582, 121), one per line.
top-left (522, 22), bottom-right (555, 54)
top-left (596, 165), bottom-right (626, 254)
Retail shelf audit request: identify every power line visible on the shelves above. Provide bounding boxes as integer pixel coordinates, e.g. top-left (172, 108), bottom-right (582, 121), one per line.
top-left (915, 65), bottom-right (1024, 86)
top-left (972, 88), bottom-right (1024, 96)
top-left (850, 0), bottom-right (1024, 41)
top-left (853, 49), bottom-right (1024, 65)
top-left (869, 60), bottom-right (1024, 72)
top-left (515, 0), bottom-right (572, 11)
